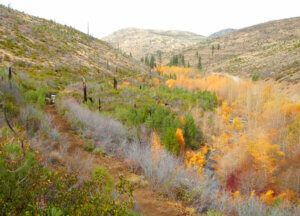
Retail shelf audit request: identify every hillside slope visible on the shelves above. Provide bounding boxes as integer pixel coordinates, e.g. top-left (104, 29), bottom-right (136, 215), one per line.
top-left (0, 5), bottom-right (147, 85)
top-left (164, 17), bottom-right (300, 82)
top-left (209, 28), bottom-right (236, 38)
top-left (103, 27), bottom-right (206, 60)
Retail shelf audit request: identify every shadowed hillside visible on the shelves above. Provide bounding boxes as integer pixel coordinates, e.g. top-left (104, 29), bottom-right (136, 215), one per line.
top-left (209, 28), bottom-right (236, 38)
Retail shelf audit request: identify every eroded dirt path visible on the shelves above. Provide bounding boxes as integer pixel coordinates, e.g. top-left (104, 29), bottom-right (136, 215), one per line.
top-left (45, 104), bottom-right (195, 216)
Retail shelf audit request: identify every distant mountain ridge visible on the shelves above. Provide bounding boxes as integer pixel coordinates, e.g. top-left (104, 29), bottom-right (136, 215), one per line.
top-left (102, 28), bottom-right (206, 59)
top-left (209, 28), bottom-right (236, 38)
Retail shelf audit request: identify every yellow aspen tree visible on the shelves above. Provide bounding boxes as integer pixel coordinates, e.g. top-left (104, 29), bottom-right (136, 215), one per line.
top-left (176, 128), bottom-right (185, 157)
top-left (151, 131), bottom-right (162, 162)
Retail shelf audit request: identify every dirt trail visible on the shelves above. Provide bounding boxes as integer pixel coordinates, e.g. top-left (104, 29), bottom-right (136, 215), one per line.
top-left (45, 104), bottom-right (195, 216)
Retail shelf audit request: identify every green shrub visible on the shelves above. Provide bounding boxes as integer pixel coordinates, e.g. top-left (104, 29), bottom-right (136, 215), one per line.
top-left (162, 127), bottom-right (179, 154)
top-left (252, 73), bottom-right (259, 81)
top-left (183, 114), bottom-right (197, 149)
top-left (118, 104), bottom-right (199, 155)
top-left (24, 86), bottom-right (47, 107)
top-left (0, 143), bottom-right (136, 215)
top-left (204, 210), bottom-right (225, 216)
top-left (4, 101), bottom-right (19, 117)
top-left (83, 141), bottom-right (95, 152)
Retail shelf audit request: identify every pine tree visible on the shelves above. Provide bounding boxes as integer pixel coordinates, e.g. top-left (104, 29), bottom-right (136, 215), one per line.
top-left (157, 50), bottom-right (162, 66)
top-left (181, 55), bottom-right (185, 67)
top-left (150, 55), bottom-right (156, 68)
top-left (197, 56), bottom-right (202, 69)
top-left (145, 56), bottom-right (149, 66)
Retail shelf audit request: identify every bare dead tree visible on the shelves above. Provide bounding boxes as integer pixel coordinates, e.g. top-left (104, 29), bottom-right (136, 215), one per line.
top-left (98, 97), bottom-right (101, 111)
top-left (0, 90), bottom-right (25, 156)
top-left (8, 67), bottom-right (12, 89)
top-left (8, 67), bottom-right (12, 80)
top-left (113, 77), bottom-right (117, 90)
top-left (82, 76), bottom-right (87, 103)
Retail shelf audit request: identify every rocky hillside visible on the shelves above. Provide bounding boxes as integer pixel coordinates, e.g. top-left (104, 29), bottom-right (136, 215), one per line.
top-left (0, 5), bottom-right (147, 85)
top-left (209, 28), bottom-right (236, 38)
top-left (163, 17), bottom-right (300, 82)
top-left (103, 27), bottom-right (205, 60)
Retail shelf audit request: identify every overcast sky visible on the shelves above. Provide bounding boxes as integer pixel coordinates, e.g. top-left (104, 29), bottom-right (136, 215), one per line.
top-left (0, 0), bottom-right (299, 38)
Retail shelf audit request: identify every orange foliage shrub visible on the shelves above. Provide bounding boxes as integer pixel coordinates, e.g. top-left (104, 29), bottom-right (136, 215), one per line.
top-left (176, 128), bottom-right (185, 157)
top-left (185, 145), bottom-right (208, 175)
top-left (155, 66), bottom-right (192, 79)
top-left (119, 81), bottom-right (131, 89)
top-left (151, 131), bottom-right (162, 162)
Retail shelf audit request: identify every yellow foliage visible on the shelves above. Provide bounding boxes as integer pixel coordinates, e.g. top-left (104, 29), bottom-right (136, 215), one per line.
top-left (180, 116), bottom-right (186, 126)
top-left (195, 74), bottom-right (201, 79)
top-left (222, 101), bottom-right (232, 115)
top-left (137, 77), bottom-right (143, 82)
top-left (153, 77), bottom-right (160, 86)
top-left (165, 79), bottom-right (177, 88)
top-left (232, 118), bottom-right (242, 131)
top-left (185, 145), bottom-right (208, 175)
top-left (247, 136), bottom-right (284, 174)
top-left (155, 66), bottom-right (192, 79)
top-left (119, 81), bottom-right (130, 89)
top-left (260, 190), bottom-right (274, 205)
top-left (176, 128), bottom-right (185, 156)
top-left (162, 73), bottom-right (299, 197)
top-left (233, 190), bottom-right (240, 199)
top-left (151, 131), bottom-right (162, 162)
top-left (263, 85), bottom-right (273, 101)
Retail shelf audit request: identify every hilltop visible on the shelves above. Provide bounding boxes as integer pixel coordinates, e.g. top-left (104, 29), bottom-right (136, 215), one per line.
top-left (0, 5), bottom-right (147, 85)
top-left (163, 17), bottom-right (300, 82)
top-left (209, 28), bottom-right (236, 38)
top-left (103, 27), bottom-right (205, 60)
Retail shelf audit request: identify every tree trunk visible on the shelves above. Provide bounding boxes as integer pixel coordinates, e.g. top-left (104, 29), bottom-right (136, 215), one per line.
top-left (82, 76), bottom-right (87, 103)
top-left (113, 77), bottom-right (117, 89)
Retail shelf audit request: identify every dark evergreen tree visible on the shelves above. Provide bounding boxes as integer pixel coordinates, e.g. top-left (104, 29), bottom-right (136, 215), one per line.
top-left (197, 56), bottom-right (202, 69)
top-left (145, 56), bottom-right (149, 66)
top-left (157, 50), bottom-right (162, 66)
top-left (150, 55), bottom-right (156, 68)
top-left (181, 54), bottom-right (185, 67)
